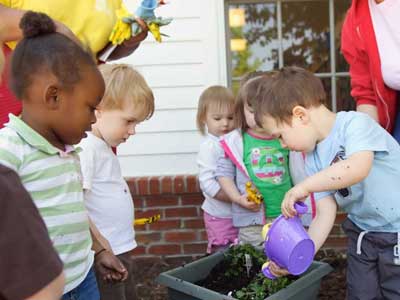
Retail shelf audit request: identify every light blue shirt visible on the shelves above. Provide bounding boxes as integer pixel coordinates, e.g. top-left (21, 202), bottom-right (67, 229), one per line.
top-left (306, 111), bottom-right (400, 232)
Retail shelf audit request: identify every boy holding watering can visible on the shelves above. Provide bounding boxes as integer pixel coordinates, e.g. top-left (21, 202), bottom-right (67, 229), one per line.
top-left (252, 66), bottom-right (400, 300)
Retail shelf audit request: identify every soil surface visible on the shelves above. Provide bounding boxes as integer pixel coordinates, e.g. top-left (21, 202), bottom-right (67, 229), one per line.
top-left (133, 249), bottom-right (347, 300)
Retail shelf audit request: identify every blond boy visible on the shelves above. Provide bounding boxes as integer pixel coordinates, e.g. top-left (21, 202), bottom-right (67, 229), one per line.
top-left (78, 64), bottom-right (154, 300)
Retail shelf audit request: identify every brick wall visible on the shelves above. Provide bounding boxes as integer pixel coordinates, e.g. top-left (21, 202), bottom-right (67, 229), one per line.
top-left (128, 175), bottom-right (347, 258)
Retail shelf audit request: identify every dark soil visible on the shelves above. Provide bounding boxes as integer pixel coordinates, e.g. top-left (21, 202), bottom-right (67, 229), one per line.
top-left (133, 249), bottom-right (347, 300)
top-left (196, 257), bottom-right (257, 295)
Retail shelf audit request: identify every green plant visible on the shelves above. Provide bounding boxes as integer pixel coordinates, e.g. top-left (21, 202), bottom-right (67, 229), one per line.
top-left (223, 244), bottom-right (266, 278)
top-left (222, 245), bottom-right (295, 300)
top-left (234, 273), bottom-right (294, 300)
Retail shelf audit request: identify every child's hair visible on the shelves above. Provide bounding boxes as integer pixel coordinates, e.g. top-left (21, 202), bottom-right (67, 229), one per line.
top-left (196, 85), bottom-right (235, 135)
top-left (235, 70), bottom-right (274, 131)
top-left (10, 11), bottom-right (97, 99)
top-left (254, 66), bottom-right (327, 126)
top-left (98, 64), bottom-right (155, 121)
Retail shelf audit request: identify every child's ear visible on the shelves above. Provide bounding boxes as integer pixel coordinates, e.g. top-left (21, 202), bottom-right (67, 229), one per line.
top-left (292, 105), bottom-right (309, 124)
top-left (44, 85), bottom-right (60, 110)
top-left (95, 109), bottom-right (102, 119)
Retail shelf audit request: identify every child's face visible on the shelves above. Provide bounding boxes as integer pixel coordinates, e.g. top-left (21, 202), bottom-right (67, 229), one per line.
top-left (94, 103), bottom-right (145, 147)
top-left (261, 114), bottom-right (317, 153)
top-left (205, 106), bottom-right (234, 137)
top-left (54, 67), bottom-right (105, 146)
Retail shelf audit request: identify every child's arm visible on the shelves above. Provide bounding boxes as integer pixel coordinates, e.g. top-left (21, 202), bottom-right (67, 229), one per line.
top-left (269, 195), bottom-right (337, 277)
top-left (197, 142), bottom-right (230, 202)
top-left (282, 151), bottom-right (373, 217)
top-left (88, 217), bottom-right (112, 253)
top-left (218, 176), bottom-right (260, 211)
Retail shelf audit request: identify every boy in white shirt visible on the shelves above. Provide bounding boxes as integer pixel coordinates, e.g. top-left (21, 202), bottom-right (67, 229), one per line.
top-left (79, 64), bottom-right (154, 300)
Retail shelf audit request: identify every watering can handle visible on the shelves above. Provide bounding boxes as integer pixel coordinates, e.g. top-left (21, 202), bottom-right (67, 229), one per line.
top-left (294, 202), bottom-right (308, 215)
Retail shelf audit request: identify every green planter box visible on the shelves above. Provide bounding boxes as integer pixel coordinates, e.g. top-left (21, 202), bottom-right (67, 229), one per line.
top-left (156, 250), bottom-right (333, 300)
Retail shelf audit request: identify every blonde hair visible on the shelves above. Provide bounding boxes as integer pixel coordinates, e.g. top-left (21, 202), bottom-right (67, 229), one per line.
top-left (196, 86), bottom-right (235, 135)
top-left (98, 64), bottom-right (154, 121)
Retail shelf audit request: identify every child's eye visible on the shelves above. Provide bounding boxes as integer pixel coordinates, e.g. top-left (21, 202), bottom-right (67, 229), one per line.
top-left (214, 118), bottom-right (221, 121)
top-left (228, 117), bottom-right (234, 120)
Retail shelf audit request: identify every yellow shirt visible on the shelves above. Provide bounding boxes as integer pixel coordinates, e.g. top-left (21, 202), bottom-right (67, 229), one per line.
top-left (1, 0), bottom-right (121, 54)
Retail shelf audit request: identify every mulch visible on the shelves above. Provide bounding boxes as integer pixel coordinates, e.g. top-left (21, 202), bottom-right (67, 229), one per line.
top-left (133, 249), bottom-right (347, 300)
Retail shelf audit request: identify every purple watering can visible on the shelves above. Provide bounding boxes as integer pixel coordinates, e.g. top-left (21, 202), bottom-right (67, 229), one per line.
top-left (261, 202), bottom-right (315, 279)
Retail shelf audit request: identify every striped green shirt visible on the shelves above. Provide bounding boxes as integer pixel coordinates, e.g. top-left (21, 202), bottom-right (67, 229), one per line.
top-left (0, 115), bottom-right (93, 293)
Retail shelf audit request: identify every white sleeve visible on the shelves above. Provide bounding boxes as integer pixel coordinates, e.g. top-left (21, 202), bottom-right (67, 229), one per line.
top-left (78, 145), bottom-right (95, 191)
top-left (196, 141), bottom-right (221, 198)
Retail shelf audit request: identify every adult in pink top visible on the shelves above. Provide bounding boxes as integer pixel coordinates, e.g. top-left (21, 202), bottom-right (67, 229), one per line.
top-left (341, 0), bottom-right (400, 139)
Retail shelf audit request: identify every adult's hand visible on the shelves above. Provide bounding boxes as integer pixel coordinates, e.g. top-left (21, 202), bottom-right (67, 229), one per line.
top-left (106, 18), bottom-right (149, 61)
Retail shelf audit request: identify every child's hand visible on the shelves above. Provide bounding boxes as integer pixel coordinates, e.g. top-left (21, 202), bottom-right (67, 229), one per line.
top-left (94, 250), bottom-right (128, 282)
top-left (269, 261), bottom-right (290, 277)
top-left (281, 184), bottom-right (309, 218)
top-left (235, 194), bottom-right (261, 211)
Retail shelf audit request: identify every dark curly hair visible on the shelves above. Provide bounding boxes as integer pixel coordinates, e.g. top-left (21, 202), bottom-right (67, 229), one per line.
top-left (10, 11), bottom-right (97, 99)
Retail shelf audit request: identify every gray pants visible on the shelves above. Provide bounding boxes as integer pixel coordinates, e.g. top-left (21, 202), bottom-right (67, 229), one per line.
top-left (342, 218), bottom-right (400, 300)
top-left (96, 251), bottom-right (138, 300)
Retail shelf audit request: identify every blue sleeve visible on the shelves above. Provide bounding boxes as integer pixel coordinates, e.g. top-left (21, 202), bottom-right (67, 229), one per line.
top-left (344, 113), bottom-right (389, 156)
top-left (305, 153), bottom-right (333, 201)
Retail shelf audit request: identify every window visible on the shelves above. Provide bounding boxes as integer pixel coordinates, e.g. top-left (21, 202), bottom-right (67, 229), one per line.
top-left (226, 0), bottom-right (353, 112)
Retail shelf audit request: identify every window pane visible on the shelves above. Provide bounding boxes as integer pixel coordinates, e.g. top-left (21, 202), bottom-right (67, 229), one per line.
top-left (335, 0), bottom-right (352, 72)
top-left (282, 1), bottom-right (330, 73)
top-left (337, 77), bottom-right (355, 111)
top-left (228, 3), bottom-right (278, 82)
top-left (320, 77), bottom-right (333, 110)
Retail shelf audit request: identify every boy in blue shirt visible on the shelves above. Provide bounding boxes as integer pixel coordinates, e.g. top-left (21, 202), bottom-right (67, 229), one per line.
top-left (253, 66), bottom-right (400, 300)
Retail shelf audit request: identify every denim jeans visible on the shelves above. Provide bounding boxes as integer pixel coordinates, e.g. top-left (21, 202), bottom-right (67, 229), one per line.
top-left (62, 268), bottom-right (100, 300)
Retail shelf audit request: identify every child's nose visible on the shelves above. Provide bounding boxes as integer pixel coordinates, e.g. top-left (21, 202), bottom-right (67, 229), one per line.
top-left (128, 126), bottom-right (136, 135)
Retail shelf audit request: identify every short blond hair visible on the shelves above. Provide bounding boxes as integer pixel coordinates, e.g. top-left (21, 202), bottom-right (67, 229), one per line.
top-left (98, 64), bottom-right (154, 121)
top-left (196, 86), bottom-right (235, 135)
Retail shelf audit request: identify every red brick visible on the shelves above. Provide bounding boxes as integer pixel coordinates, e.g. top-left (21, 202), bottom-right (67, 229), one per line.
top-left (161, 176), bottom-right (173, 194)
top-left (183, 218), bottom-right (204, 229)
top-left (126, 178), bottom-right (137, 195)
top-left (134, 223), bottom-right (147, 231)
top-left (174, 175), bottom-right (185, 193)
top-left (181, 194), bottom-right (204, 206)
top-left (148, 244), bottom-right (181, 255)
top-left (323, 237), bottom-right (348, 249)
top-left (149, 176), bottom-right (161, 195)
top-left (165, 207), bottom-right (198, 218)
top-left (131, 246), bottom-right (147, 255)
top-left (186, 175), bottom-right (199, 193)
top-left (149, 219), bottom-right (181, 230)
top-left (165, 231), bottom-right (197, 243)
top-left (133, 197), bottom-right (145, 209)
top-left (335, 212), bottom-right (347, 224)
top-left (135, 209), bottom-right (163, 219)
top-left (135, 232), bottom-right (162, 244)
top-left (183, 243), bottom-right (208, 254)
top-left (137, 177), bottom-right (149, 195)
top-left (199, 230), bottom-right (208, 241)
top-left (145, 196), bottom-right (179, 207)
